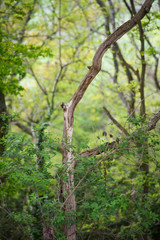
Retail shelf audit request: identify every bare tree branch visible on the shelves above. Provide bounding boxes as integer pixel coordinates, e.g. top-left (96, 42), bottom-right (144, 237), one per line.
top-left (11, 121), bottom-right (32, 136)
top-left (122, 0), bottom-right (133, 16)
top-left (29, 64), bottom-right (48, 96)
top-left (79, 141), bottom-right (116, 157)
top-left (103, 106), bottom-right (129, 135)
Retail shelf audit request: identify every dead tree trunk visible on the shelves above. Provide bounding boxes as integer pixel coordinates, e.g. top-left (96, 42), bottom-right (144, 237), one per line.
top-left (61, 1), bottom-right (154, 239)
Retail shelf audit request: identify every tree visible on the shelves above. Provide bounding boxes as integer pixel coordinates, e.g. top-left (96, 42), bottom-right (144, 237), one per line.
top-left (61, 1), bottom-right (155, 239)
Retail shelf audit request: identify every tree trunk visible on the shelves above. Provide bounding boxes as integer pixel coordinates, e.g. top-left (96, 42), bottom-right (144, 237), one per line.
top-left (63, 163), bottom-right (77, 240)
top-left (61, 103), bottom-right (77, 240)
top-left (0, 90), bottom-right (8, 156)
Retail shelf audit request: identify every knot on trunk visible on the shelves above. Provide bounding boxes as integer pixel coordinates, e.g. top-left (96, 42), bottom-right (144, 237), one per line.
top-left (61, 102), bottom-right (67, 111)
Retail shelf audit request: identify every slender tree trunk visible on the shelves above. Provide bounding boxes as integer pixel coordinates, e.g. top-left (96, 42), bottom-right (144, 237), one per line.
top-left (0, 90), bottom-right (8, 156)
top-left (63, 164), bottom-right (77, 240)
top-left (61, 103), bottom-right (77, 240)
top-left (130, 1), bottom-right (148, 239)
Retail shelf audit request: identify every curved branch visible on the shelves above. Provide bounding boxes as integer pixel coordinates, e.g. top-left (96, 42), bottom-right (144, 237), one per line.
top-left (67, 0), bottom-right (154, 116)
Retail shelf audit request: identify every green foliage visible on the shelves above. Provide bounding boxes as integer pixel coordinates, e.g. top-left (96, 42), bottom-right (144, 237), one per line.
top-left (0, 0), bottom-right (53, 95)
top-left (0, 130), bottom-right (65, 239)
top-left (0, 29), bottom-right (52, 95)
top-left (1, 0), bottom-right (160, 239)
